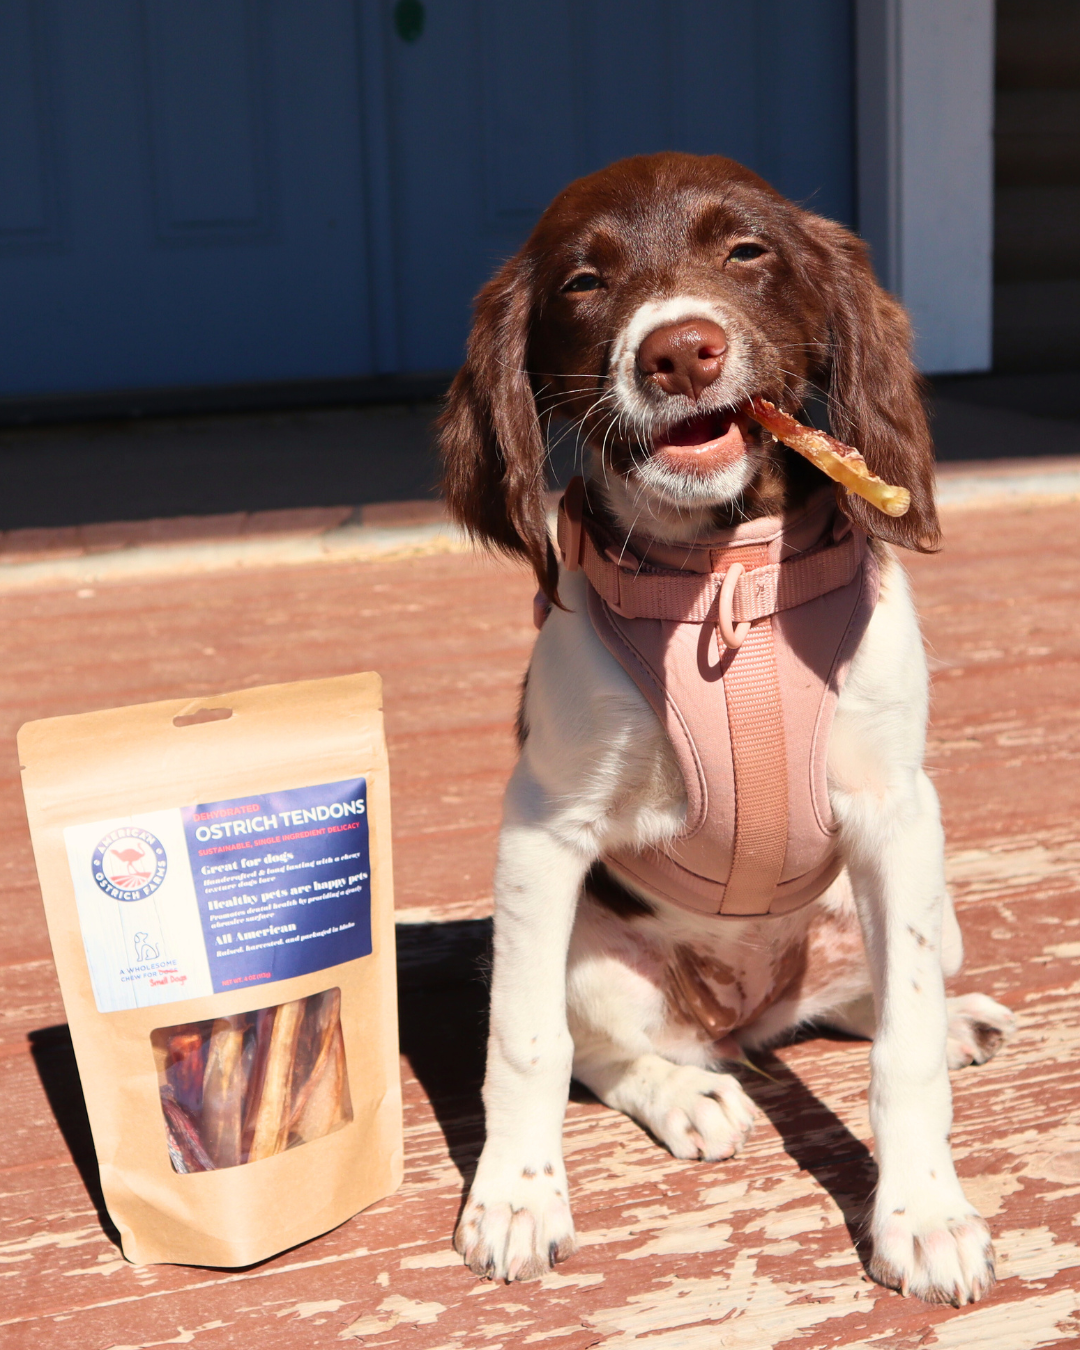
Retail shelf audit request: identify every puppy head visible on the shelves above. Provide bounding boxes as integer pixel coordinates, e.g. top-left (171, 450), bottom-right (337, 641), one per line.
top-left (439, 152), bottom-right (938, 600)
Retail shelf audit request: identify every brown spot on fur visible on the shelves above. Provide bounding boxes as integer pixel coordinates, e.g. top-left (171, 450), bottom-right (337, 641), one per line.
top-left (515, 669), bottom-right (529, 747)
top-left (522, 1167), bottom-right (535, 1178)
top-left (585, 860), bottom-right (655, 919)
top-left (543, 1163), bottom-right (554, 1176)
top-left (738, 936), bottom-right (810, 1029)
top-left (970, 1021), bottom-right (1006, 1059)
top-left (666, 943), bottom-right (740, 1038)
top-left (796, 896), bottom-right (867, 1005)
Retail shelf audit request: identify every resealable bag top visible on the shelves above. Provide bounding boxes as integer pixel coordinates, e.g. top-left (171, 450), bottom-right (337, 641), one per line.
top-left (19, 673), bottom-right (402, 1267)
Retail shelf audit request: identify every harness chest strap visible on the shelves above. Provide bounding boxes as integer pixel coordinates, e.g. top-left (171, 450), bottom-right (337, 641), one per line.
top-left (555, 482), bottom-right (868, 916)
top-left (718, 597), bottom-right (789, 911)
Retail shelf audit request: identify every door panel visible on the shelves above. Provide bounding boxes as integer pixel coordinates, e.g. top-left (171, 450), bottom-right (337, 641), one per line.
top-left (0, 0), bottom-right (374, 398)
top-left (0, 0), bottom-right (62, 244)
top-left (480, 0), bottom-right (577, 226)
top-left (141, 0), bottom-right (270, 239)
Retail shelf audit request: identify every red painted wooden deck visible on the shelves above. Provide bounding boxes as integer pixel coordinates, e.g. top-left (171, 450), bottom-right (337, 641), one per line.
top-left (2, 494), bottom-right (1079, 1349)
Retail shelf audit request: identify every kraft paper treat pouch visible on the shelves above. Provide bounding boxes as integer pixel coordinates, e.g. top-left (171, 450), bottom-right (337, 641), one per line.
top-left (19, 673), bottom-right (402, 1268)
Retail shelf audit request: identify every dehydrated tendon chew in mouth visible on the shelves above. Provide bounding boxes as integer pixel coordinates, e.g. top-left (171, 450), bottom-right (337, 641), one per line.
top-left (747, 397), bottom-right (911, 518)
top-left (152, 989), bottom-right (352, 1173)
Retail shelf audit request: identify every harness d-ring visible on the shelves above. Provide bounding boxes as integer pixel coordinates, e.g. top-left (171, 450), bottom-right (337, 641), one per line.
top-left (718, 561), bottom-right (751, 649)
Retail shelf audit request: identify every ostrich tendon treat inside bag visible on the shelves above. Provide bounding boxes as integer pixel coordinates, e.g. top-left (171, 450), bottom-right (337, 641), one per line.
top-left (19, 674), bottom-right (402, 1267)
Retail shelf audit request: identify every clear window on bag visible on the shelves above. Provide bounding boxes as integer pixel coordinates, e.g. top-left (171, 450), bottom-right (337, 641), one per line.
top-left (151, 988), bottom-right (353, 1173)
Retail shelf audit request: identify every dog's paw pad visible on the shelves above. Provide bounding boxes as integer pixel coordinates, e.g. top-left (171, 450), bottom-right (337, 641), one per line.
top-left (946, 992), bottom-right (1017, 1069)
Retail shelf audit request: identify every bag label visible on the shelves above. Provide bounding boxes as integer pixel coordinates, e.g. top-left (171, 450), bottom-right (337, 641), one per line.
top-left (64, 778), bottom-right (372, 1013)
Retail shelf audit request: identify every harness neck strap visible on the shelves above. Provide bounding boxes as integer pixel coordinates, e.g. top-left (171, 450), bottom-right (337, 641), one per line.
top-left (557, 476), bottom-right (862, 626)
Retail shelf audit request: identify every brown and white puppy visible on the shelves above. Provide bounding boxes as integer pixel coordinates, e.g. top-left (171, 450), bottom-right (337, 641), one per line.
top-left (439, 153), bottom-right (1014, 1305)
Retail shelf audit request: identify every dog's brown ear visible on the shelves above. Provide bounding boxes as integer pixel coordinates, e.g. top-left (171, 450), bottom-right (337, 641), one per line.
top-left (438, 253), bottom-right (560, 600)
top-left (798, 214), bottom-right (940, 552)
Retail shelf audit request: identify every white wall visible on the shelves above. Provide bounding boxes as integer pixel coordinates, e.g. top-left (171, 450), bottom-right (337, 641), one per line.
top-left (856, 0), bottom-right (995, 374)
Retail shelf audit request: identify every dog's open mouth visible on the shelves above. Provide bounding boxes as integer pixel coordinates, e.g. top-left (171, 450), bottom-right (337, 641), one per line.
top-left (651, 407), bottom-right (752, 474)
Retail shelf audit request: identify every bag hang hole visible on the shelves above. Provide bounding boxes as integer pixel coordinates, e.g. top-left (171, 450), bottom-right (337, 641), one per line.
top-left (173, 708), bottom-right (233, 729)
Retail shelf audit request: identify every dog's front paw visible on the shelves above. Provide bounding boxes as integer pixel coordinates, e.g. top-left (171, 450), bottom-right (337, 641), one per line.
top-left (869, 1187), bottom-right (995, 1306)
top-left (641, 1063), bottom-right (757, 1162)
top-left (454, 1154), bottom-right (577, 1281)
top-left (946, 992), bottom-right (1017, 1070)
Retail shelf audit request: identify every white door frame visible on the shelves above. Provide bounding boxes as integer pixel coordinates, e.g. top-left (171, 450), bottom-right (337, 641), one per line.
top-left (856, 0), bottom-right (995, 374)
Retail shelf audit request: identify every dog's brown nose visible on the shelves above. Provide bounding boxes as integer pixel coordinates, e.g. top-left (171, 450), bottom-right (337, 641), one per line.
top-left (637, 319), bottom-right (728, 399)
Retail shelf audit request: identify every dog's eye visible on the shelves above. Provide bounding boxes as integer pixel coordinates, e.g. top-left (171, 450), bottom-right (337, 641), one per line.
top-left (728, 243), bottom-right (766, 262)
top-left (563, 273), bottom-right (603, 293)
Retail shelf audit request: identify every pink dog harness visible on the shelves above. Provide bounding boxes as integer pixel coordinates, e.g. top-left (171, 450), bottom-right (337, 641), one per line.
top-left (553, 479), bottom-right (879, 918)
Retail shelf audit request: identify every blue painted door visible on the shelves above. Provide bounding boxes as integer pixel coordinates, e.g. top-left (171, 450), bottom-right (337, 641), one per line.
top-left (0, 0), bottom-right (853, 400)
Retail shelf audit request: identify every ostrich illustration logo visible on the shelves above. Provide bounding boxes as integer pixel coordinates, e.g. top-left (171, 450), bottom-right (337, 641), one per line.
top-left (92, 827), bottom-right (168, 902)
top-left (110, 843), bottom-right (151, 885)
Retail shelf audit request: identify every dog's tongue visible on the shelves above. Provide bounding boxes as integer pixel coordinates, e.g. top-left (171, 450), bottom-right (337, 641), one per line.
top-left (665, 411), bottom-right (729, 447)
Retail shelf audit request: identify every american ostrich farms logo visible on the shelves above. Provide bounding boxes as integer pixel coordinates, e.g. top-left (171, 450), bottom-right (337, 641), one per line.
top-left (92, 828), bottom-right (168, 902)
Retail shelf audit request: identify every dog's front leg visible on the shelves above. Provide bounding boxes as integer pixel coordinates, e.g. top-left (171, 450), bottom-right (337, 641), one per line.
top-left (834, 765), bottom-right (994, 1305)
top-left (454, 767), bottom-right (589, 1281)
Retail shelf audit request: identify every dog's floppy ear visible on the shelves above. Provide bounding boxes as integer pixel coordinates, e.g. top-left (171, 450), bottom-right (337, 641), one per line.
top-left (439, 252), bottom-right (560, 600)
top-left (798, 214), bottom-right (940, 552)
